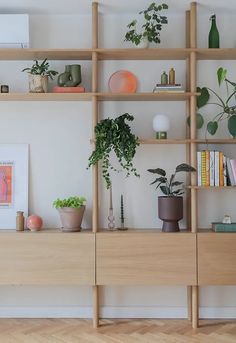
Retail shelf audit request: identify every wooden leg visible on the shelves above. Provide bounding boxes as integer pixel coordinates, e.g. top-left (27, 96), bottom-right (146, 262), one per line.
top-left (187, 286), bottom-right (192, 321)
top-left (192, 285), bottom-right (198, 329)
top-left (93, 285), bottom-right (99, 328)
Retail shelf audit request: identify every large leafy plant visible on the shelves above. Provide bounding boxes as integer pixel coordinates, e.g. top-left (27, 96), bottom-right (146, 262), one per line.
top-left (197, 67), bottom-right (236, 137)
top-left (125, 2), bottom-right (168, 46)
top-left (53, 196), bottom-right (86, 209)
top-left (22, 58), bottom-right (58, 80)
top-left (88, 113), bottom-right (140, 189)
top-left (147, 163), bottom-right (196, 196)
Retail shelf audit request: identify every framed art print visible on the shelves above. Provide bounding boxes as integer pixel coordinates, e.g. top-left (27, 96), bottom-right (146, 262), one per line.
top-left (0, 144), bottom-right (28, 229)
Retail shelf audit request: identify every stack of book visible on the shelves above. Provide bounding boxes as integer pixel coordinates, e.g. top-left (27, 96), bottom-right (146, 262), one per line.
top-left (212, 222), bottom-right (236, 232)
top-left (153, 84), bottom-right (184, 93)
top-left (197, 150), bottom-right (236, 186)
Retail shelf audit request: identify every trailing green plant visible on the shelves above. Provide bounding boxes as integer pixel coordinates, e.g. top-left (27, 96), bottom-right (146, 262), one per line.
top-left (125, 2), bottom-right (168, 46)
top-left (22, 58), bottom-right (58, 80)
top-left (88, 113), bottom-right (140, 189)
top-left (147, 163), bottom-right (196, 196)
top-left (195, 67), bottom-right (236, 137)
top-left (53, 196), bottom-right (86, 209)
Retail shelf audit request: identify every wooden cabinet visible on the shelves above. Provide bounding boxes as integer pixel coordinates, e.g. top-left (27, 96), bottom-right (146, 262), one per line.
top-left (0, 232), bottom-right (95, 285)
top-left (97, 232), bottom-right (196, 285)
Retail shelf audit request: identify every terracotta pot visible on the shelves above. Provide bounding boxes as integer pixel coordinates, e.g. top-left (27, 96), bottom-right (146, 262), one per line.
top-left (58, 206), bottom-right (85, 232)
top-left (158, 196), bottom-right (183, 232)
top-left (29, 74), bottom-right (48, 93)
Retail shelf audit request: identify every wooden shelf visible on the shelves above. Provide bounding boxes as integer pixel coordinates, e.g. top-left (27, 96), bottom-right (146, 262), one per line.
top-left (97, 92), bottom-right (198, 101)
top-left (0, 93), bottom-right (93, 101)
top-left (195, 48), bottom-right (236, 60)
top-left (187, 186), bottom-right (236, 189)
top-left (193, 139), bottom-right (236, 144)
top-left (0, 48), bottom-right (92, 60)
top-left (140, 139), bottom-right (191, 144)
top-left (95, 48), bottom-right (191, 60)
top-left (98, 229), bottom-right (193, 233)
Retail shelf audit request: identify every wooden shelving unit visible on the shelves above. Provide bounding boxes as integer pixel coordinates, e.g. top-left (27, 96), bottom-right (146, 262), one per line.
top-left (1, 0), bottom-right (236, 331)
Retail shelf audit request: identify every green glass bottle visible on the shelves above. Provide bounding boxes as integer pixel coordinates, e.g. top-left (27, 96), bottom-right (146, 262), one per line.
top-left (208, 14), bottom-right (220, 48)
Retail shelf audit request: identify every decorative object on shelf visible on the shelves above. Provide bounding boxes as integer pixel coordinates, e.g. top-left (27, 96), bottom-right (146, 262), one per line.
top-left (53, 86), bottom-right (85, 93)
top-left (88, 113), bottom-right (140, 189)
top-left (16, 211), bottom-right (24, 231)
top-left (222, 215), bottom-right (231, 224)
top-left (108, 70), bottom-right (137, 93)
top-left (197, 67), bottom-right (236, 137)
top-left (53, 196), bottom-right (86, 232)
top-left (0, 144), bottom-right (28, 229)
top-left (118, 194), bottom-right (128, 230)
top-left (153, 114), bottom-right (170, 139)
top-left (209, 14), bottom-right (220, 48)
top-left (22, 58), bottom-right (58, 93)
top-left (57, 64), bottom-right (82, 87)
top-left (212, 222), bottom-right (236, 232)
top-left (27, 215), bottom-right (43, 232)
top-left (169, 68), bottom-right (175, 85)
top-left (108, 185), bottom-right (116, 230)
top-left (147, 163), bottom-right (196, 232)
top-left (1, 85), bottom-right (9, 93)
top-left (161, 71), bottom-right (168, 84)
top-left (124, 2), bottom-right (168, 47)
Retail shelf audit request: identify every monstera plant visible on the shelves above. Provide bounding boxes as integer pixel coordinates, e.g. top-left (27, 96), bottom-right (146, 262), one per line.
top-left (196, 67), bottom-right (236, 138)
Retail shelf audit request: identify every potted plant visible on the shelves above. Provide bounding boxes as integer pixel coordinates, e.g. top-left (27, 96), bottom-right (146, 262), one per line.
top-left (22, 58), bottom-right (58, 93)
top-left (148, 163), bottom-right (196, 232)
top-left (88, 113), bottom-right (140, 189)
top-left (53, 196), bottom-right (86, 232)
top-left (125, 2), bottom-right (168, 48)
top-left (196, 67), bottom-right (236, 138)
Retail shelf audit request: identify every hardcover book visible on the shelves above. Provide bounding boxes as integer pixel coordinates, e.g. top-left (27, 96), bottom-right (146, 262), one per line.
top-left (212, 222), bottom-right (236, 232)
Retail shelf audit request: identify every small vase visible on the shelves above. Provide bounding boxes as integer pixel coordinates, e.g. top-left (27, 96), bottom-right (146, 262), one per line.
top-left (29, 75), bottom-right (48, 93)
top-left (136, 37), bottom-right (149, 49)
top-left (208, 14), bottom-right (220, 48)
top-left (57, 64), bottom-right (81, 87)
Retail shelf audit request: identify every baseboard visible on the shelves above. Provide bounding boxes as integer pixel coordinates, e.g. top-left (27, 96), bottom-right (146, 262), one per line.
top-left (0, 306), bottom-right (235, 319)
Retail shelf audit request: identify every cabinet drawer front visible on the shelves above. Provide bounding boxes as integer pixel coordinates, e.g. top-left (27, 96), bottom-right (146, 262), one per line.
top-left (198, 233), bottom-right (236, 285)
top-left (0, 233), bottom-right (95, 285)
top-left (97, 233), bottom-right (196, 285)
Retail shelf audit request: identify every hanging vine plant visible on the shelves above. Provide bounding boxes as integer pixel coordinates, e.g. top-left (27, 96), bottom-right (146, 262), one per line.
top-left (88, 113), bottom-right (140, 189)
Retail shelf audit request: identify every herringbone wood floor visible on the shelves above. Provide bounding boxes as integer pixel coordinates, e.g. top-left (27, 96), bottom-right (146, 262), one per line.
top-left (0, 319), bottom-right (236, 343)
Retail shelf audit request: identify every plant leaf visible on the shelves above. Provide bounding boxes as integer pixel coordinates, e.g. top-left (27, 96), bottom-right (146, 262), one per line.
top-left (207, 121), bottom-right (218, 135)
top-left (160, 185), bottom-right (169, 195)
top-left (150, 176), bottom-right (166, 185)
top-left (217, 67), bottom-right (227, 87)
top-left (197, 87), bottom-right (210, 109)
top-left (147, 168), bottom-right (166, 176)
top-left (187, 113), bottom-right (204, 129)
top-left (228, 115), bottom-right (236, 138)
top-left (175, 163), bottom-right (196, 173)
top-left (171, 181), bottom-right (184, 186)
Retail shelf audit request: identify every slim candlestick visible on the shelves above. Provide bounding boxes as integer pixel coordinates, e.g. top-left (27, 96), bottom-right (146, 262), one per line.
top-left (108, 184), bottom-right (115, 230)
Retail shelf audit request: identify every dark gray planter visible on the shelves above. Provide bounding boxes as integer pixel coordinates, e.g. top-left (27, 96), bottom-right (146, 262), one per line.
top-left (158, 196), bottom-right (183, 232)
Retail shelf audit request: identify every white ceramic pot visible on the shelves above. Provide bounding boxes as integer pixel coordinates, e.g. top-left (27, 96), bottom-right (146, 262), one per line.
top-left (136, 37), bottom-right (149, 48)
top-left (29, 74), bottom-right (48, 93)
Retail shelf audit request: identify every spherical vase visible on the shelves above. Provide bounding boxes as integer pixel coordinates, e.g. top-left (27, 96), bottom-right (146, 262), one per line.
top-left (27, 215), bottom-right (43, 232)
top-left (158, 196), bottom-right (183, 232)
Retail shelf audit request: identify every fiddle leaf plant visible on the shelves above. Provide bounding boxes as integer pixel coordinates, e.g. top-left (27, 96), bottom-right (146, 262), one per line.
top-left (125, 2), bottom-right (168, 46)
top-left (88, 113), bottom-right (140, 189)
top-left (147, 163), bottom-right (196, 196)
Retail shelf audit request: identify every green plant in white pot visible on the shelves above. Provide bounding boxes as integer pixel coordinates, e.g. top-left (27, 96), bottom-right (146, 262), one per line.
top-left (125, 2), bottom-right (168, 48)
top-left (148, 163), bottom-right (196, 232)
top-left (53, 196), bottom-right (86, 232)
top-left (22, 58), bottom-right (58, 93)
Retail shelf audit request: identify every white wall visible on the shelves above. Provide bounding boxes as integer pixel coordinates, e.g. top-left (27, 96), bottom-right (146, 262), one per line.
top-left (0, 5), bottom-right (236, 318)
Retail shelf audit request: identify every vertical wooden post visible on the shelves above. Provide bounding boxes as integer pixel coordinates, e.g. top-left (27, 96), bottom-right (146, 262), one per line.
top-left (92, 1), bottom-right (99, 329)
top-left (190, 1), bottom-right (198, 329)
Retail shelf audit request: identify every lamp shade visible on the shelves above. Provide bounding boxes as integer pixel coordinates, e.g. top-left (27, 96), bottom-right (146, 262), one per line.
top-left (153, 115), bottom-right (170, 132)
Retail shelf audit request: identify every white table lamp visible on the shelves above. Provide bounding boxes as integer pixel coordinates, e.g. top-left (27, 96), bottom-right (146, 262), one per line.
top-left (153, 114), bottom-right (170, 139)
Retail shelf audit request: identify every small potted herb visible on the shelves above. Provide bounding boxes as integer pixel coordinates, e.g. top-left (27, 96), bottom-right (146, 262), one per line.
top-left (125, 2), bottom-right (168, 48)
top-left (148, 163), bottom-right (196, 232)
top-left (22, 58), bottom-right (58, 93)
top-left (53, 196), bottom-right (86, 232)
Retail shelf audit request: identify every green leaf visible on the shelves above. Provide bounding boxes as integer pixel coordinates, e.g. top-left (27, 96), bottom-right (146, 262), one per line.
top-left (160, 185), bottom-right (170, 195)
top-left (162, 3), bottom-right (168, 9)
top-left (150, 176), bottom-right (167, 185)
top-left (187, 113), bottom-right (204, 129)
top-left (228, 115), bottom-right (236, 138)
top-left (171, 181), bottom-right (184, 186)
top-left (197, 87), bottom-right (210, 109)
top-left (147, 168), bottom-right (166, 176)
top-left (175, 163), bottom-right (196, 173)
top-left (217, 67), bottom-right (227, 87)
top-left (207, 121), bottom-right (218, 135)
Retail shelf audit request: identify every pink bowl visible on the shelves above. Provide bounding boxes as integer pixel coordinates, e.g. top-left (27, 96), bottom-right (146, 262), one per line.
top-left (27, 215), bottom-right (43, 231)
top-left (108, 70), bottom-right (137, 93)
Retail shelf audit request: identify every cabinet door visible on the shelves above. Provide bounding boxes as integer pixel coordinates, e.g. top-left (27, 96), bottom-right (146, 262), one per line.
top-left (198, 233), bottom-right (236, 285)
top-left (0, 232), bottom-right (95, 285)
top-left (96, 232), bottom-right (196, 285)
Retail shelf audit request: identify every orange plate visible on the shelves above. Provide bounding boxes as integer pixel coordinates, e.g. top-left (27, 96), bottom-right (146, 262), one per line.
top-left (108, 70), bottom-right (137, 93)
